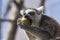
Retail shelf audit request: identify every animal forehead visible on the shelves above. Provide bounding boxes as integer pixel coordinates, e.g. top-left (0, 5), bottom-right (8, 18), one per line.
top-left (25, 9), bottom-right (36, 14)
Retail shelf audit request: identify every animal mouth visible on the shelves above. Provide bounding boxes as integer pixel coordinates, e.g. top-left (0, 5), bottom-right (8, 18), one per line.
top-left (25, 16), bottom-right (32, 25)
top-left (17, 16), bottom-right (32, 26)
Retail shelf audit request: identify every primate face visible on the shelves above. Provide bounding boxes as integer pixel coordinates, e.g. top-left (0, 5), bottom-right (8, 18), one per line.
top-left (21, 9), bottom-right (38, 22)
top-left (17, 6), bottom-right (43, 26)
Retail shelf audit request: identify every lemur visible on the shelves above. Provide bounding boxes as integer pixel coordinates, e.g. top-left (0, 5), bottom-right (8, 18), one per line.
top-left (17, 6), bottom-right (60, 40)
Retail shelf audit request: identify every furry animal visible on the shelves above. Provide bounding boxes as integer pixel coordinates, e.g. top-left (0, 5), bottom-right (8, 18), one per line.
top-left (17, 6), bottom-right (60, 40)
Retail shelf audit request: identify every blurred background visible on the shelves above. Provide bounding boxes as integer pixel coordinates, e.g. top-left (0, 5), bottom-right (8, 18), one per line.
top-left (1, 0), bottom-right (60, 40)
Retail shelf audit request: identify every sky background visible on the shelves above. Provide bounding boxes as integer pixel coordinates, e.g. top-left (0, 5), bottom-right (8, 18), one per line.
top-left (1, 0), bottom-right (60, 40)
top-left (0, 0), bottom-right (2, 18)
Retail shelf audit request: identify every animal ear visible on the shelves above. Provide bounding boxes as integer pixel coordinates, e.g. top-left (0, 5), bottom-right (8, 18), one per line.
top-left (37, 6), bottom-right (44, 14)
top-left (20, 10), bottom-right (24, 15)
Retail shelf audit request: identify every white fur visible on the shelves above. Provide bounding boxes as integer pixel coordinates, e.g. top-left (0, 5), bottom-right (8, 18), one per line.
top-left (37, 6), bottom-right (44, 13)
top-left (20, 6), bottom-right (44, 27)
top-left (20, 10), bottom-right (24, 15)
top-left (31, 6), bottom-right (44, 27)
top-left (25, 9), bottom-right (36, 15)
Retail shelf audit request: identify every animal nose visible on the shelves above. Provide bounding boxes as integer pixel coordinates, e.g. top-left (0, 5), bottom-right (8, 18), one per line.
top-left (25, 15), bottom-right (29, 18)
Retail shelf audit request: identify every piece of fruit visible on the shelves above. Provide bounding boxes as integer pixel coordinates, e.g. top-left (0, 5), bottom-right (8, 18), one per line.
top-left (21, 17), bottom-right (29, 25)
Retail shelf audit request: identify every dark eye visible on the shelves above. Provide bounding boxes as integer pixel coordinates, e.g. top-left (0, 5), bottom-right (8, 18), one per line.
top-left (24, 13), bottom-right (26, 15)
top-left (28, 12), bottom-right (35, 15)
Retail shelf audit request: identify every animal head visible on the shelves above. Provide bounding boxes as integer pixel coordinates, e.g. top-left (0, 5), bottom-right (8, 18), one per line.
top-left (18, 6), bottom-right (44, 27)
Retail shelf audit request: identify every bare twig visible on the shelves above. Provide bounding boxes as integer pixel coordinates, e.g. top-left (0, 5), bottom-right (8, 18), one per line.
top-left (3, 0), bottom-right (14, 17)
top-left (40, 0), bottom-right (45, 13)
top-left (40, 0), bottom-right (45, 6)
top-left (4, 0), bottom-right (24, 40)
top-left (0, 18), bottom-right (14, 22)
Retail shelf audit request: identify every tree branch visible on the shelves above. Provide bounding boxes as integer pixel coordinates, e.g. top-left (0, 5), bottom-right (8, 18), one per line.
top-left (0, 18), bottom-right (14, 22)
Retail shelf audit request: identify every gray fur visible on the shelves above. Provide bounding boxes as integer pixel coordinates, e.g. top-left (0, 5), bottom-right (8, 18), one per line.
top-left (17, 7), bottom-right (60, 40)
